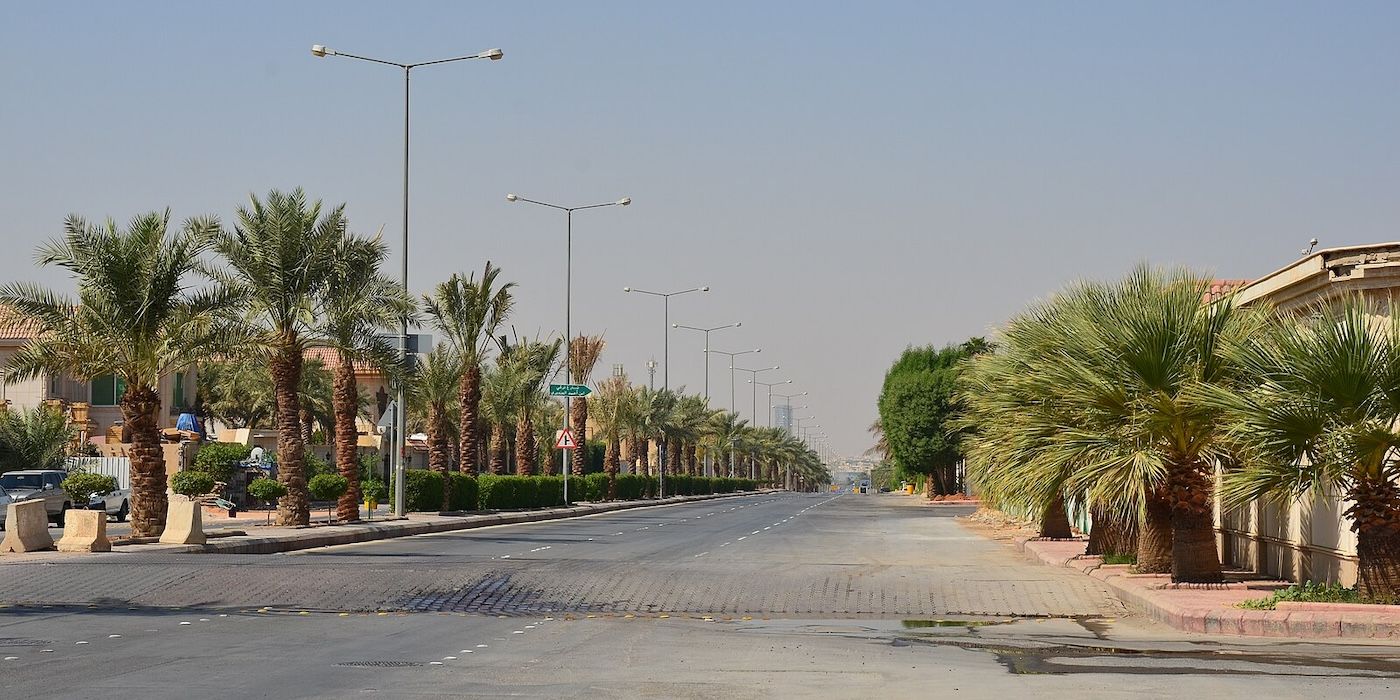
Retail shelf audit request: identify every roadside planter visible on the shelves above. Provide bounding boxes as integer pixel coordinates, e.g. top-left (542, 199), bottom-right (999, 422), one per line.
top-left (1, 500), bottom-right (55, 553)
top-left (160, 471), bottom-right (214, 545)
top-left (56, 509), bottom-right (112, 553)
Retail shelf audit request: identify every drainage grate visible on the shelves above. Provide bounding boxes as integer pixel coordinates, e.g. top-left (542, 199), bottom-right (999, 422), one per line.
top-left (0, 638), bottom-right (52, 647)
top-left (335, 660), bottom-right (426, 668)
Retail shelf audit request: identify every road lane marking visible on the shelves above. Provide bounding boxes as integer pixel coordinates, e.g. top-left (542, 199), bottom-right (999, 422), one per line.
top-left (751, 531), bottom-right (760, 535)
top-left (738, 536), bottom-right (747, 541)
top-left (694, 551), bottom-right (709, 557)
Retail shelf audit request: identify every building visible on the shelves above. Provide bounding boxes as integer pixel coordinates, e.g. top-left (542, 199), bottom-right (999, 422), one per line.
top-left (773, 404), bottom-right (794, 435)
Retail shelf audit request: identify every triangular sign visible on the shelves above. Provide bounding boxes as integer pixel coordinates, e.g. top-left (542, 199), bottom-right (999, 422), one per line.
top-left (554, 428), bottom-right (579, 450)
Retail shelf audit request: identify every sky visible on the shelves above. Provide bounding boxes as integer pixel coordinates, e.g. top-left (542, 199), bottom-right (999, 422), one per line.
top-left (4, 2), bottom-right (1400, 459)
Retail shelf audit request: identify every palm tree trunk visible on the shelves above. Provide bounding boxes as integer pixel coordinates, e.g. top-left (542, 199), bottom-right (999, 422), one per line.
top-left (515, 413), bottom-right (535, 476)
top-left (121, 384), bottom-right (166, 537)
top-left (605, 435), bottom-right (620, 499)
top-left (332, 360), bottom-right (361, 522)
top-left (1138, 490), bottom-right (1174, 574)
top-left (1167, 461), bottom-right (1223, 583)
top-left (637, 437), bottom-right (651, 475)
top-left (428, 405), bottom-right (451, 509)
top-left (1039, 494), bottom-right (1075, 539)
top-left (489, 423), bottom-right (507, 474)
top-left (685, 443), bottom-right (698, 475)
top-left (571, 398), bottom-right (588, 476)
top-left (272, 349), bottom-right (310, 526)
top-left (1086, 504), bottom-right (1138, 558)
top-left (667, 439), bottom-right (681, 476)
top-left (458, 365), bottom-right (481, 474)
top-left (1348, 476), bottom-right (1400, 598)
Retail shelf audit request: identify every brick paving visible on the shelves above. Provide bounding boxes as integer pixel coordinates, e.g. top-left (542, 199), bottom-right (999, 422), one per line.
top-left (0, 494), bottom-right (1123, 618)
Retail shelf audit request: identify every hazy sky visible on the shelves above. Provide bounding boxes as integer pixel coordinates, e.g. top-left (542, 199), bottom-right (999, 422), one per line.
top-left (4, 2), bottom-right (1399, 458)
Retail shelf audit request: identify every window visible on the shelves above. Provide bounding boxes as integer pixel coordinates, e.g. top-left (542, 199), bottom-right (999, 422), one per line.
top-left (91, 374), bottom-right (127, 406)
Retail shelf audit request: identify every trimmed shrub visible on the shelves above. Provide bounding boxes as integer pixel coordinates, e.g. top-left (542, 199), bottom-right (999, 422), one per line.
top-left (566, 475), bottom-right (585, 503)
top-left (446, 473), bottom-right (478, 511)
top-left (392, 469), bottom-right (445, 512)
top-left (534, 476), bottom-right (564, 507)
top-left (584, 473), bottom-right (610, 501)
top-left (308, 473), bottom-right (349, 502)
top-left (614, 474), bottom-right (647, 501)
top-left (61, 471), bottom-right (117, 507)
top-left (361, 478), bottom-right (388, 503)
top-left (171, 471), bottom-right (215, 500)
top-left (192, 442), bottom-right (251, 482)
top-left (246, 477), bottom-right (286, 505)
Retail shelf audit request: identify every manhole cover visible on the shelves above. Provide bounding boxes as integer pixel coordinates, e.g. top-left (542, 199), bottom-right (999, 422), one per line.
top-left (0, 638), bottom-right (52, 647)
top-left (335, 660), bottom-right (425, 668)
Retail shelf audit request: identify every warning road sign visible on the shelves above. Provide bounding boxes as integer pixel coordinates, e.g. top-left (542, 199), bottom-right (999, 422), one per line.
top-left (554, 428), bottom-right (579, 450)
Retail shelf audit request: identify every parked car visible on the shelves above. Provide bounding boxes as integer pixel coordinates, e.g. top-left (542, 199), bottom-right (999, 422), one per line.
top-left (0, 483), bottom-right (16, 530)
top-left (0, 469), bottom-right (130, 526)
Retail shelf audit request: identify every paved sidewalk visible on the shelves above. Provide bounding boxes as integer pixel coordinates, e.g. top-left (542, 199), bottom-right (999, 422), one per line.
top-left (960, 510), bottom-right (1400, 640)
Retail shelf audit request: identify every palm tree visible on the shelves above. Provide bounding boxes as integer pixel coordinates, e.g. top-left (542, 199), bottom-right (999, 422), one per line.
top-left (672, 394), bottom-right (710, 476)
top-left (423, 262), bottom-right (515, 474)
top-left (568, 335), bottom-right (606, 476)
top-left (296, 358), bottom-right (336, 444)
top-left (1200, 296), bottom-right (1400, 598)
top-left (590, 375), bottom-right (635, 498)
top-left (0, 405), bottom-right (77, 474)
top-left (408, 346), bottom-right (464, 508)
top-left (319, 232), bottom-right (413, 521)
top-left (507, 338), bottom-right (562, 476)
top-left (1, 210), bottom-right (228, 536)
top-left (480, 357), bottom-right (517, 474)
top-left (634, 387), bottom-right (677, 477)
top-left (533, 398), bottom-right (565, 475)
top-left (209, 189), bottom-right (344, 526)
top-left (705, 410), bottom-right (748, 478)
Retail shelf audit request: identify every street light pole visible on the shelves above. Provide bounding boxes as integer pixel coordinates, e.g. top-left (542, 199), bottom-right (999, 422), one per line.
top-left (706, 348), bottom-right (761, 414)
top-left (771, 391), bottom-right (808, 435)
top-left (311, 43), bottom-right (503, 517)
top-left (732, 365), bottom-right (779, 427)
top-left (752, 379), bottom-right (793, 427)
top-left (671, 322), bottom-right (741, 401)
top-left (624, 286), bottom-right (708, 497)
top-left (507, 193), bottom-right (630, 504)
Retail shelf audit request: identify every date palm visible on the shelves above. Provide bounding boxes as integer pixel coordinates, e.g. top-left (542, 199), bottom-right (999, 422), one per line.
top-left (590, 375), bottom-right (635, 498)
top-left (672, 394), bottom-right (710, 475)
top-left (319, 232), bottom-right (414, 521)
top-left (568, 335), bottom-right (606, 476)
top-left (705, 410), bottom-right (748, 478)
top-left (479, 359), bottom-right (517, 475)
top-left (1200, 296), bottom-right (1400, 597)
top-left (506, 337), bottom-right (562, 476)
top-left (209, 188), bottom-right (344, 526)
top-left (1, 210), bottom-right (229, 536)
top-left (408, 346), bottom-right (464, 508)
top-left (423, 262), bottom-right (515, 474)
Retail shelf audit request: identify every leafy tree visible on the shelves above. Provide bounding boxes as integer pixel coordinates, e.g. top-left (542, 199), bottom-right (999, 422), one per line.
top-left (878, 340), bottom-right (985, 499)
top-left (0, 210), bottom-right (229, 536)
top-left (171, 470), bottom-right (215, 500)
top-left (191, 442), bottom-right (252, 483)
top-left (0, 405), bottom-right (76, 474)
top-left (209, 189), bottom-right (344, 526)
top-left (423, 262), bottom-right (515, 475)
top-left (62, 471), bottom-right (117, 508)
top-left (308, 473), bottom-right (349, 523)
top-left (247, 477), bottom-right (287, 524)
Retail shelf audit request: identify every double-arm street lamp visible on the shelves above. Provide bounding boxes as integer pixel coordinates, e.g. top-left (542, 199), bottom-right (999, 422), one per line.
top-left (771, 391), bottom-right (808, 434)
top-left (732, 365), bottom-right (779, 427)
top-left (622, 285), bottom-right (708, 496)
top-left (706, 348), bottom-right (761, 414)
top-left (671, 322), bottom-right (741, 400)
top-left (311, 43), bottom-right (503, 516)
top-left (507, 193), bottom-right (630, 504)
top-left (751, 379), bottom-right (793, 427)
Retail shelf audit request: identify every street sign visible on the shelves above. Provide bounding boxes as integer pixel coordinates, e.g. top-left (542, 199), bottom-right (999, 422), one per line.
top-left (554, 428), bottom-right (579, 450)
top-left (549, 384), bottom-right (591, 397)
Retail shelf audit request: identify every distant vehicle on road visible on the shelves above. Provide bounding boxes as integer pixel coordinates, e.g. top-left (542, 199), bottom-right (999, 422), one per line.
top-left (0, 469), bottom-right (130, 526)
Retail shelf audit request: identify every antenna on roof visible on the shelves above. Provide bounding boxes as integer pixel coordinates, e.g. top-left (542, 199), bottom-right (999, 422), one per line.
top-left (1301, 238), bottom-right (1319, 256)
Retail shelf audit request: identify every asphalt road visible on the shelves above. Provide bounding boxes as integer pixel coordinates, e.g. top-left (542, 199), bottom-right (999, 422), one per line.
top-left (2, 492), bottom-right (1398, 698)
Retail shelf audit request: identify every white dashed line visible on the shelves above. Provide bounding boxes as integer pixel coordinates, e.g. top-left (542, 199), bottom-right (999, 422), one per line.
top-left (694, 551), bottom-right (709, 558)
top-left (751, 531), bottom-right (760, 535)
top-left (738, 536), bottom-right (747, 541)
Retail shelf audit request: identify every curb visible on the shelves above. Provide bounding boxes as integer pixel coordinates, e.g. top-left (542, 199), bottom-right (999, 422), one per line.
top-left (148, 490), bottom-right (777, 555)
top-left (998, 531), bottom-right (1400, 640)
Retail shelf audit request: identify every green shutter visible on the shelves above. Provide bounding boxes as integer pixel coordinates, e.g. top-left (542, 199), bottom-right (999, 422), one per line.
top-left (174, 372), bottom-right (185, 408)
top-left (114, 376), bottom-right (126, 404)
top-left (91, 375), bottom-right (114, 406)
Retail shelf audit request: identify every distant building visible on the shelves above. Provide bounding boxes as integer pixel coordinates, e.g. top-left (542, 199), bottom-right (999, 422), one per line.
top-left (773, 404), bottom-right (793, 434)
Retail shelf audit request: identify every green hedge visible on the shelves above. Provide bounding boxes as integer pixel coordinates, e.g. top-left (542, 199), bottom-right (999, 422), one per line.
top-left (394, 470), bottom-right (759, 511)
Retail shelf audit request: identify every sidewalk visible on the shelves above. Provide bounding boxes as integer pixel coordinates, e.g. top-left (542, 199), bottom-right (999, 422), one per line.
top-left (3, 491), bottom-right (774, 560)
top-left (960, 510), bottom-right (1400, 640)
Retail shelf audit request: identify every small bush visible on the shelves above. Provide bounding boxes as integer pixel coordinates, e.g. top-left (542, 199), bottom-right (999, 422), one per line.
top-left (1239, 582), bottom-right (1364, 610)
top-left (566, 475), bottom-right (585, 503)
top-left (584, 473), bottom-right (610, 501)
top-left (308, 473), bottom-right (349, 502)
top-left (535, 476), bottom-right (564, 507)
top-left (192, 442), bottom-right (251, 482)
top-left (361, 478), bottom-right (388, 503)
top-left (62, 472), bottom-right (117, 506)
top-left (394, 469), bottom-right (445, 512)
top-left (247, 477), bottom-right (287, 505)
top-left (446, 473), bottom-right (478, 511)
top-left (171, 471), bottom-right (215, 500)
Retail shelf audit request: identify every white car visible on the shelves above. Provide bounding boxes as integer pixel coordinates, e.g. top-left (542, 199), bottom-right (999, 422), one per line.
top-left (0, 470), bottom-right (130, 526)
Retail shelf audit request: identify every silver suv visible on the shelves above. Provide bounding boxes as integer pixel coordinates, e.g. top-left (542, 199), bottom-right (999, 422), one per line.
top-left (0, 470), bottom-right (72, 526)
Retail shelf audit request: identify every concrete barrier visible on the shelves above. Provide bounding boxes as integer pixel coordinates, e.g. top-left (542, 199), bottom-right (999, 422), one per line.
top-left (159, 499), bottom-right (206, 545)
top-left (1, 500), bottom-right (55, 553)
top-left (56, 509), bottom-right (112, 553)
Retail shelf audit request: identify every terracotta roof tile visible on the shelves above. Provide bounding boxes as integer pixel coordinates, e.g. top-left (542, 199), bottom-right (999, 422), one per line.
top-left (0, 306), bottom-right (46, 340)
top-left (1204, 279), bottom-right (1251, 304)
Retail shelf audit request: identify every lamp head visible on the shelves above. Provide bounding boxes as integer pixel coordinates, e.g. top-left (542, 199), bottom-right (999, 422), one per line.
top-left (617, 197), bottom-right (631, 206)
top-left (311, 44), bottom-right (334, 57)
top-left (623, 287), bottom-right (632, 292)
top-left (478, 48), bottom-right (504, 60)
top-left (506, 193), bottom-right (518, 202)
top-left (671, 323), bottom-right (678, 328)
top-left (700, 286), bottom-right (710, 292)
top-left (754, 348), bottom-right (762, 353)
top-left (785, 380), bottom-right (793, 384)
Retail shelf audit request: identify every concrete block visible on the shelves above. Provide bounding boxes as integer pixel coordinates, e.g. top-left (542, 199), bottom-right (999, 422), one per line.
top-left (56, 509), bottom-right (112, 553)
top-left (159, 499), bottom-right (206, 545)
top-left (1, 500), bottom-right (55, 553)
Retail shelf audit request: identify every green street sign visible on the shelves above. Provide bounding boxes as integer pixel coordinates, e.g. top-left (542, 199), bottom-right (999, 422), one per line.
top-left (549, 384), bottom-right (591, 397)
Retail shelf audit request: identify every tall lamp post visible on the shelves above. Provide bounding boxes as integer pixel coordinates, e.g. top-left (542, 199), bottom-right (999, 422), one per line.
top-left (706, 348), bottom-right (761, 414)
top-left (732, 365), bottom-right (779, 427)
top-left (624, 286), bottom-right (708, 497)
top-left (671, 322), bottom-right (741, 400)
top-left (311, 43), bottom-right (503, 517)
top-left (751, 379), bottom-right (793, 427)
top-left (507, 193), bottom-right (630, 504)
top-left (771, 391), bottom-right (808, 434)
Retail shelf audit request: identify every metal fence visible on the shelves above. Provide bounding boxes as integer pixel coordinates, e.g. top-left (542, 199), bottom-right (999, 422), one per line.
top-left (67, 456), bottom-right (132, 490)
